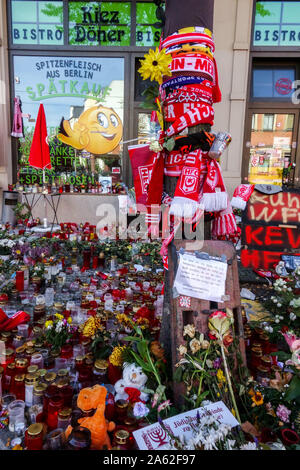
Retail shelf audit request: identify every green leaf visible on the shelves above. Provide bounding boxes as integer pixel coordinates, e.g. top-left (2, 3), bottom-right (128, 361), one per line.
top-left (137, 340), bottom-right (148, 359)
top-left (270, 351), bottom-right (290, 361)
top-left (123, 336), bottom-right (140, 343)
top-left (285, 375), bottom-right (300, 401)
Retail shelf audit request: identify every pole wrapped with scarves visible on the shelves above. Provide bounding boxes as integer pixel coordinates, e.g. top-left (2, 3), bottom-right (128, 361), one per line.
top-left (130, 0), bottom-right (238, 257)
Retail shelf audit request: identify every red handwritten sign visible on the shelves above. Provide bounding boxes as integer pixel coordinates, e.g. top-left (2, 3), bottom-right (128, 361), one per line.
top-left (242, 189), bottom-right (300, 270)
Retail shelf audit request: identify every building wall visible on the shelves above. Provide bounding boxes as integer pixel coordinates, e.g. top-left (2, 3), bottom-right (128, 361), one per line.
top-left (214, 0), bottom-right (253, 196)
top-left (0, 0), bottom-right (12, 194)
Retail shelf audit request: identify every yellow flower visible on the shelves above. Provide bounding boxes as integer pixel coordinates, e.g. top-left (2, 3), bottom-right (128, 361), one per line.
top-left (251, 391), bottom-right (264, 407)
top-left (45, 320), bottom-right (53, 329)
top-left (138, 47), bottom-right (172, 84)
top-left (183, 324), bottom-right (196, 339)
top-left (231, 408), bottom-right (236, 417)
top-left (82, 316), bottom-right (103, 337)
top-left (67, 317), bottom-right (72, 324)
top-left (55, 313), bottom-right (64, 321)
top-left (217, 369), bottom-right (226, 384)
top-left (109, 345), bottom-right (127, 367)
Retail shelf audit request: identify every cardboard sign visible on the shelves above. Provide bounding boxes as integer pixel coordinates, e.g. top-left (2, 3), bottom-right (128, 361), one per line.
top-left (241, 189), bottom-right (300, 270)
top-left (174, 253), bottom-right (227, 303)
top-left (133, 401), bottom-right (239, 450)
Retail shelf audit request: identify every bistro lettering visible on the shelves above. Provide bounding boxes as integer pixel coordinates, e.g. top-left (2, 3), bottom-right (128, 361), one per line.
top-left (255, 28), bottom-right (300, 43)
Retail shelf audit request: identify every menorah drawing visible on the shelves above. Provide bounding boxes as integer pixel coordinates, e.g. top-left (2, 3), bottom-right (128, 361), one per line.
top-left (147, 426), bottom-right (169, 448)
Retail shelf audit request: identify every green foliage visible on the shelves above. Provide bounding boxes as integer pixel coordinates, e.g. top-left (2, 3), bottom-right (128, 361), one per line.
top-left (140, 83), bottom-right (159, 110)
top-left (256, 2), bottom-right (272, 18)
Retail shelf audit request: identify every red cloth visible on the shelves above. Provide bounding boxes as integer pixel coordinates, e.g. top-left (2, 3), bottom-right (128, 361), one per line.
top-left (124, 387), bottom-right (142, 404)
top-left (0, 310), bottom-right (30, 331)
top-left (28, 103), bottom-right (52, 170)
top-left (128, 144), bottom-right (157, 208)
top-left (11, 97), bottom-right (24, 138)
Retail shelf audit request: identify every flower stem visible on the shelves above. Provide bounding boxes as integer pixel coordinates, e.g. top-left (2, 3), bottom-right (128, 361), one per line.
top-left (220, 342), bottom-right (241, 424)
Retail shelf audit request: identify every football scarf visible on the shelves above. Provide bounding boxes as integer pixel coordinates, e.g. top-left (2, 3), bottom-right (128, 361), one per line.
top-left (231, 184), bottom-right (255, 210)
top-left (170, 150), bottom-right (202, 218)
top-left (201, 159), bottom-right (228, 212)
top-left (165, 104), bottom-right (214, 137)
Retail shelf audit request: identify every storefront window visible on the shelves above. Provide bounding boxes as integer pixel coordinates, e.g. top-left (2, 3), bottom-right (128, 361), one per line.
top-left (252, 67), bottom-right (295, 99)
top-left (11, 0), bottom-right (64, 45)
top-left (248, 113), bottom-right (294, 185)
top-left (68, 2), bottom-right (131, 46)
top-left (14, 55), bottom-right (124, 187)
top-left (254, 1), bottom-right (300, 47)
top-left (10, 1), bottom-right (160, 48)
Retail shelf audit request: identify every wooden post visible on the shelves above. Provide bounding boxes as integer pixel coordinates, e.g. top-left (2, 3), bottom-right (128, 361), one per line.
top-left (160, 0), bottom-right (215, 353)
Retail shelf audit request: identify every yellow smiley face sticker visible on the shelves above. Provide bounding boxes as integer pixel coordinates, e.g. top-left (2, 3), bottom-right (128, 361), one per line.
top-left (57, 105), bottom-right (123, 155)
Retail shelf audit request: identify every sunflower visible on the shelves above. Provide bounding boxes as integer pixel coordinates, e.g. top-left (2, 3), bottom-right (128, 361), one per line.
top-left (251, 391), bottom-right (264, 406)
top-left (138, 47), bottom-right (172, 84)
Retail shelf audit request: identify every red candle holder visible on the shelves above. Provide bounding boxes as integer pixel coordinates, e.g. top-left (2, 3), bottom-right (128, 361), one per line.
top-left (280, 428), bottom-right (300, 447)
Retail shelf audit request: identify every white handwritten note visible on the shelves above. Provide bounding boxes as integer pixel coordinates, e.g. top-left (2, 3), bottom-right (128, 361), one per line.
top-left (133, 401), bottom-right (239, 450)
top-left (173, 253), bottom-right (228, 303)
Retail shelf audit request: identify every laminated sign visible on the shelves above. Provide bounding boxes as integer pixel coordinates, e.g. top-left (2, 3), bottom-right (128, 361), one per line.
top-left (173, 252), bottom-right (227, 303)
top-left (133, 401), bottom-right (239, 450)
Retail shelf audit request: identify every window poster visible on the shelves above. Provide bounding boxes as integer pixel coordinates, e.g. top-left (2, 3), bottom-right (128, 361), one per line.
top-left (13, 56), bottom-right (124, 186)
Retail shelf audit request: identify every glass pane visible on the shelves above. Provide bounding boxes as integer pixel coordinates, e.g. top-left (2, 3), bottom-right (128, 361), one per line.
top-left (68, 1), bottom-right (131, 46)
top-left (11, 0), bottom-right (64, 45)
top-left (252, 67), bottom-right (295, 99)
top-left (137, 113), bottom-right (151, 145)
top-left (136, 2), bottom-right (162, 46)
top-left (248, 113), bottom-right (294, 185)
top-left (14, 55), bottom-right (124, 188)
top-left (254, 1), bottom-right (300, 46)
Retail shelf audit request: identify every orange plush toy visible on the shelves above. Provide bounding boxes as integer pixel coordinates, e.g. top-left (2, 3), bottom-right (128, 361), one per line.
top-left (65, 385), bottom-right (115, 450)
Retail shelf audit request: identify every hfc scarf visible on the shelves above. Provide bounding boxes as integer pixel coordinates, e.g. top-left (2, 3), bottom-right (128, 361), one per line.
top-left (165, 104), bottom-right (214, 137)
top-left (231, 184), bottom-right (255, 210)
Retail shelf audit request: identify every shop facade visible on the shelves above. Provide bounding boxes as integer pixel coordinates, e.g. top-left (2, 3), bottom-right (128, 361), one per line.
top-left (0, 0), bottom-right (253, 217)
top-left (243, 0), bottom-right (300, 188)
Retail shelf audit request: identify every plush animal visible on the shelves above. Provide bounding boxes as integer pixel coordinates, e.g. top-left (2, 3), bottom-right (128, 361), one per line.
top-left (114, 363), bottom-right (148, 403)
top-left (65, 384), bottom-right (115, 450)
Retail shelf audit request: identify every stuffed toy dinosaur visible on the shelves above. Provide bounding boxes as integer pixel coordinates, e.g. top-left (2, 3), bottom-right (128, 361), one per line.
top-left (65, 385), bottom-right (115, 450)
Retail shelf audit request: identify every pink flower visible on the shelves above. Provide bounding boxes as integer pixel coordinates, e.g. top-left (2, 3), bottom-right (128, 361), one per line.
top-left (157, 400), bottom-right (171, 413)
top-left (276, 405), bottom-right (291, 423)
top-left (283, 332), bottom-right (300, 352)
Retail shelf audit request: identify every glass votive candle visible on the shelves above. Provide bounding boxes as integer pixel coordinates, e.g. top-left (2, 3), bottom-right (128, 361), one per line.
top-left (17, 324), bottom-right (29, 339)
top-left (60, 344), bottom-right (73, 360)
top-left (47, 427), bottom-right (65, 450)
top-left (47, 396), bottom-right (64, 430)
top-left (31, 353), bottom-right (44, 369)
top-left (66, 426), bottom-right (91, 450)
top-left (33, 383), bottom-right (47, 406)
top-left (72, 344), bottom-right (84, 358)
top-left (13, 374), bottom-right (25, 400)
top-left (8, 399), bottom-right (25, 432)
top-left (55, 358), bottom-right (68, 372)
top-left (57, 407), bottom-right (72, 430)
top-left (1, 393), bottom-right (16, 411)
top-left (25, 422), bottom-right (44, 450)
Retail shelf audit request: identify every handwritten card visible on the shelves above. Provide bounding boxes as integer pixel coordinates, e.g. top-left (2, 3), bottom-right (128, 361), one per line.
top-left (173, 253), bottom-right (227, 303)
top-left (133, 401), bottom-right (239, 450)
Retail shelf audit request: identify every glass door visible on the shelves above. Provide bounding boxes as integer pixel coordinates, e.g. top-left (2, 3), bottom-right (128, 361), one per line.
top-left (247, 112), bottom-right (298, 186)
